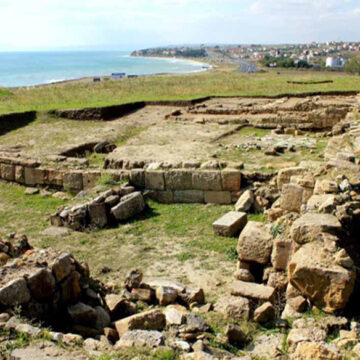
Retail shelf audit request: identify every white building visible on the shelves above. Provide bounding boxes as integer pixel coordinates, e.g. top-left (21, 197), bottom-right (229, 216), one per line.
top-left (326, 57), bottom-right (346, 69)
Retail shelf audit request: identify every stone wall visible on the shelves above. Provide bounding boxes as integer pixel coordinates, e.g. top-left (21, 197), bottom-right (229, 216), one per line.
top-left (0, 154), bottom-right (259, 204)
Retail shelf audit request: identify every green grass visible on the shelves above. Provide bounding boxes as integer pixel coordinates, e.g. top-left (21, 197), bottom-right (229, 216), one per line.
top-left (1, 71), bottom-right (360, 114)
top-left (0, 88), bottom-right (13, 99)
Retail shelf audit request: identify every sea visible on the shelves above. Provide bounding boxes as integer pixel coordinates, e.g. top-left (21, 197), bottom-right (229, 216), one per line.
top-left (0, 51), bottom-right (209, 88)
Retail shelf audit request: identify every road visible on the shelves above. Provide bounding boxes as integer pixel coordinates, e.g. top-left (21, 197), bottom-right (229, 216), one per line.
top-left (236, 61), bottom-right (257, 73)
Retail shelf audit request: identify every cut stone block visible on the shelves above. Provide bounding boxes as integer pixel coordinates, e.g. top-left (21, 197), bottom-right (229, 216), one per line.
top-left (111, 192), bottom-right (145, 221)
top-left (204, 191), bottom-right (232, 204)
top-left (237, 221), bottom-right (273, 265)
top-left (221, 170), bottom-right (241, 191)
top-left (63, 171), bottom-right (83, 191)
top-left (145, 170), bottom-right (165, 190)
top-left (213, 211), bottom-right (247, 237)
top-left (1, 164), bottom-right (15, 181)
top-left (230, 280), bottom-right (276, 302)
top-left (164, 169), bottom-right (193, 190)
top-left (173, 190), bottom-right (204, 203)
top-left (192, 171), bottom-right (222, 191)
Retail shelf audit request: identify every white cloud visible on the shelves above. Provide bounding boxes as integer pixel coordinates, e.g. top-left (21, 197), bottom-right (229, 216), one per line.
top-left (0, 0), bottom-right (359, 50)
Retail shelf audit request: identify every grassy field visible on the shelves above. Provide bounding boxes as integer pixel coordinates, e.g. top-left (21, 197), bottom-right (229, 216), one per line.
top-left (0, 180), bottom-right (266, 297)
top-left (1, 71), bottom-right (360, 114)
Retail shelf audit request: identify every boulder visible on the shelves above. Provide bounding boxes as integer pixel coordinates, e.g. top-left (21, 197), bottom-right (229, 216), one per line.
top-left (288, 241), bottom-right (356, 312)
top-left (277, 167), bottom-right (305, 190)
top-left (114, 309), bottom-right (166, 337)
top-left (230, 281), bottom-right (275, 302)
top-left (104, 294), bottom-right (136, 320)
top-left (0, 279), bottom-right (31, 307)
top-left (225, 324), bottom-right (247, 346)
top-left (289, 342), bottom-right (342, 360)
top-left (67, 302), bottom-right (97, 326)
top-left (51, 253), bottom-right (74, 282)
top-left (111, 192), bottom-right (145, 221)
top-left (249, 333), bottom-right (283, 359)
top-left (156, 286), bottom-right (178, 305)
top-left (124, 269), bottom-right (143, 290)
top-left (27, 269), bottom-right (56, 300)
top-left (287, 326), bottom-right (327, 351)
top-left (212, 211), bottom-right (247, 237)
top-left (314, 179), bottom-right (338, 194)
top-left (307, 194), bottom-right (336, 211)
top-left (88, 203), bottom-right (107, 228)
top-left (290, 213), bottom-right (342, 245)
top-left (234, 269), bottom-right (254, 283)
top-left (237, 221), bottom-right (273, 265)
top-left (165, 305), bottom-right (186, 325)
top-left (214, 295), bottom-right (250, 321)
top-left (235, 190), bottom-right (254, 212)
top-left (253, 302), bottom-right (275, 324)
top-left (115, 330), bottom-right (165, 349)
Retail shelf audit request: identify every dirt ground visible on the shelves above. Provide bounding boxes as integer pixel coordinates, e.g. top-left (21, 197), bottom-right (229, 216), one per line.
top-left (0, 95), bottom-right (358, 172)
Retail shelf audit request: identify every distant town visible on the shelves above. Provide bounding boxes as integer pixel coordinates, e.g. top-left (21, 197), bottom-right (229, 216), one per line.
top-left (131, 42), bottom-right (360, 73)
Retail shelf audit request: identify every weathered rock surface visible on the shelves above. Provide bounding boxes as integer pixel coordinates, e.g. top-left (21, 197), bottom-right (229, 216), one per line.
top-left (114, 309), bottom-right (166, 337)
top-left (288, 241), bottom-right (356, 312)
top-left (237, 221), bottom-right (273, 264)
top-left (212, 211), bottom-right (247, 237)
top-left (290, 213), bottom-right (342, 244)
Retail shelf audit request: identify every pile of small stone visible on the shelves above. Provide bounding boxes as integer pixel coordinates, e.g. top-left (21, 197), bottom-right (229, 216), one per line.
top-left (0, 245), bottom-right (111, 338)
top-left (50, 185), bottom-right (146, 231)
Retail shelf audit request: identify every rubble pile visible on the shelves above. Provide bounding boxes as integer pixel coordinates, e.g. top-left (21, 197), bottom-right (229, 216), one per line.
top-left (51, 185), bottom-right (146, 231)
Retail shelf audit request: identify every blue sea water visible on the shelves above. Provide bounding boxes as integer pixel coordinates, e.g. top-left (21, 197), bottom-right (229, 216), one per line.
top-left (0, 51), bottom-right (208, 88)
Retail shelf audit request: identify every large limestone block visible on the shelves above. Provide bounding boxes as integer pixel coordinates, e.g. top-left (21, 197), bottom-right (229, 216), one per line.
top-left (288, 241), bottom-right (356, 313)
top-left (14, 166), bottom-right (25, 184)
top-left (204, 191), bottom-right (231, 205)
top-left (280, 184), bottom-right (305, 212)
top-left (82, 171), bottom-right (101, 190)
top-left (88, 203), bottom-right (108, 228)
top-left (115, 330), bottom-right (165, 349)
top-left (27, 269), bottom-right (56, 300)
top-left (173, 190), bottom-right (204, 203)
top-left (235, 190), bottom-right (254, 212)
top-left (115, 309), bottom-right (166, 337)
top-left (221, 170), bottom-right (241, 191)
top-left (307, 194), bottom-right (336, 211)
top-left (230, 280), bottom-right (275, 302)
top-left (1, 164), bottom-right (15, 181)
top-left (164, 169), bottom-right (193, 190)
top-left (130, 169), bottom-right (145, 189)
top-left (290, 213), bottom-right (342, 244)
top-left (63, 171), bottom-right (83, 191)
top-left (145, 170), bottom-right (165, 190)
top-left (0, 279), bottom-right (31, 307)
top-left (212, 211), bottom-right (247, 237)
top-left (237, 221), bottom-right (273, 265)
top-left (47, 169), bottom-right (64, 187)
top-left (271, 237), bottom-right (293, 271)
top-left (289, 342), bottom-right (342, 360)
top-left (192, 171), bottom-right (222, 191)
top-left (111, 192), bottom-right (145, 221)
top-left (277, 167), bottom-right (305, 190)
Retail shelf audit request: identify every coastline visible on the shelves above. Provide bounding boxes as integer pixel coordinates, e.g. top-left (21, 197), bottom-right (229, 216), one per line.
top-left (6, 54), bottom-right (213, 90)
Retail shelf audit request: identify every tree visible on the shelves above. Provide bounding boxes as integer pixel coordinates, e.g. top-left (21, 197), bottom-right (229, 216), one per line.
top-left (345, 56), bottom-right (360, 75)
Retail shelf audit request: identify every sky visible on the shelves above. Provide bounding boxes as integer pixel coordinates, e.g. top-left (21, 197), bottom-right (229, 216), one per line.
top-left (0, 0), bottom-right (359, 51)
